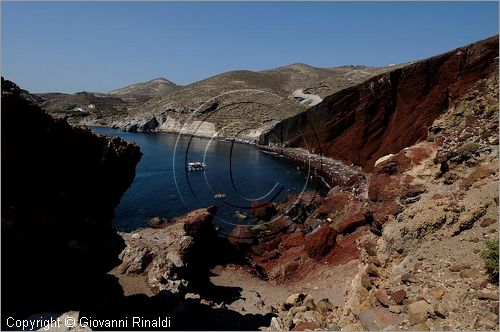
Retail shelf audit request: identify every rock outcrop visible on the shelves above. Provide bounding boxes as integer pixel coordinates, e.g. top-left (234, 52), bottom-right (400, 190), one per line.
top-left (116, 206), bottom-right (218, 294)
top-left (261, 35), bottom-right (499, 171)
top-left (1, 78), bottom-right (142, 320)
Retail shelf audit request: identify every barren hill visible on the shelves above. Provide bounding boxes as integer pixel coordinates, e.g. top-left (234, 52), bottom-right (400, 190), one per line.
top-left (100, 64), bottom-right (391, 139)
top-left (35, 65), bottom-right (390, 137)
top-left (36, 91), bottom-right (128, 122)
top-left (108, 77), bottom-right (179, 103)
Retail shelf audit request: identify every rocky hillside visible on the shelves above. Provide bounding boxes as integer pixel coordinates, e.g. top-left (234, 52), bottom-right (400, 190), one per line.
top-left (108, 77), bottom-right (179, 103)
top-left (31, 78), bottom-right (177, 126)
top-left (261, 36), bottom-right (499, 171)
top-left (36, 90), bottom-right (129, 124)
top-left (33, 64), bottom-right (391, 140)
top-left (105, 64), bottom-right (391, 140)
top-left (1, 78), bottom-right (142, 321)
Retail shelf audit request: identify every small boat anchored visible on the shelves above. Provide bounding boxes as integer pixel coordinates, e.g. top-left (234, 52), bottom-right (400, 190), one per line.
top-left (186, 161), bottom-right (207, 171)
top-left (214, 192), bottom-right (227, 199)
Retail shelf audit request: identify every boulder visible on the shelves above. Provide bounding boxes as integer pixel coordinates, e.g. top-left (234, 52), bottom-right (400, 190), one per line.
top-left (407, 300), bottom-right (430, 325)
top-left (374, 289), bottom-right (396, 307)
top-left (228, 225), bottom-right (255, 247)
top-left (366, 264), bottom-right (380, 278)
top-left (367, 256), bottom-right (381, 267)
top-left (117, 206), bottom-right (217, 293)
top-left (409, 322), bottom-right (429, 331)
top-left (251, 201), bottom-right (276, 221)
top-left (292, 321), bottom-right (321, 331)
top-left (148, 216), bottom-right (166, 228)
top-left (459, 268), bottom-right (480, 278)
top-left (283, 293), bottom-right (307, 310)
top-left (293, 310), bottom-right (324, 327)
top-left (433, 302), bottom-right (449, 318)
top-left (477, 292), bottom-right (500, 301)
top-left (316, 299), bottom-right (336, 313)
top-left (391, 289), bottom-right (407, 304)
top-left (358, 307), bottom-right (402, 331)
top-left (269, 317), bottom-right (283, 331)
top-left (388, 305), bottom-right (401, 314)
top-left (449, 264), bottom-right (463, 272)
top-left (303, 294), bottom-right (316, 310)
top-left (290, 305), bottom-right (308, 316)
top-left (429, 287), bottom-right (445, 300)
top-left (276, 191), bottom-right (323, 223)
top-left (361, 273), bottom-right (373, 290)
top-left (480, 218), bottom-right (496, 227)
top-left (474, 317), bottom-right (497, 330)
top-left (401, 273), bottom-right (418, 284)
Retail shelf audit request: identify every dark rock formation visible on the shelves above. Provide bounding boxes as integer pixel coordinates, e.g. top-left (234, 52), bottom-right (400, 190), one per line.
top-left (250, 201), bottom-right (277, 221)
top-left (261, 35), bottom-right (499, 171)
top-left (1, 78), bottom-right (142, 319)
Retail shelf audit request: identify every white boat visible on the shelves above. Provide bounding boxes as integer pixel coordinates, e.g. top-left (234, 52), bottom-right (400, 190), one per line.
top-left (187, 161), bottom-right (207, 171)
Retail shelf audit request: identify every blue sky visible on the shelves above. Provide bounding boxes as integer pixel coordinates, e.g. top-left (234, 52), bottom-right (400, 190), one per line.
top-left (2, 2), bottom-right (498, 93)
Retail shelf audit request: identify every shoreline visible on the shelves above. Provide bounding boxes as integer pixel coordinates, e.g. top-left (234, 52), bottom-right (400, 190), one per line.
top-left (88, 124), bottom-right (341, 192)
top-left (87, 124), bottom-right (364, 190)
top-left (256, 144), bottom-right (366, 189)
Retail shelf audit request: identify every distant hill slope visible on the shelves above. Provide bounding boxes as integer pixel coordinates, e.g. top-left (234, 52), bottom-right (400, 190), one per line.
top-left (32, 64), bottom-right (393, 137)
top-left (104, 64), bottom-right (391, 139)
top-left (108, 77), bottom-right (179, 103)
top-left (36, 91), bottom-right (128, 123)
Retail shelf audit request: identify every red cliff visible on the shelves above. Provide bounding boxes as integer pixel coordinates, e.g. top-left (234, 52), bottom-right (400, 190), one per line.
top-left (261, 36), bottom-right (499, 171)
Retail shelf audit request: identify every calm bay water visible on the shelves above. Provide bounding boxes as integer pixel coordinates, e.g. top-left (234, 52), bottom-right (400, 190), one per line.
top-left (92, 127), bottom-right (325, 233)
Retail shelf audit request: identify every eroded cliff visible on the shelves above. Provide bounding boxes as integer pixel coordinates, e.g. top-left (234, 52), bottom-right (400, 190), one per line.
top-left (261, 36), bottom-right (499, 171)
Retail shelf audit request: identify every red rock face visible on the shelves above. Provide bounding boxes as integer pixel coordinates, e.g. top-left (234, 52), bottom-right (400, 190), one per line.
top-left (281, 231), bottom-right (305, 249)
top-left (336, 212), bottom-right (367, 234)
top-left (304, 225), bottom-right (338, 259)
top-left (262, 36), bottom-right (499, 171)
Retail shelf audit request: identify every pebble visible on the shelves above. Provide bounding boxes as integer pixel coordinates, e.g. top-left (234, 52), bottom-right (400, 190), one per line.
top-left (477, 292), bottom-right (499, 301)
top-left (449, 264), bottom-right (463, 272)
top-left (389, 305), bottom-right (402, 314)
top-left (401, 273), bottom-right (418, 284)
top-left (459, 268), bottom-right (480, 278)
top-left (409, 322), bottom-right (429, 331)
top-left (433, 302), bottom-right (449, 318)
top-left (430, 287), bottom-right (446, 300)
